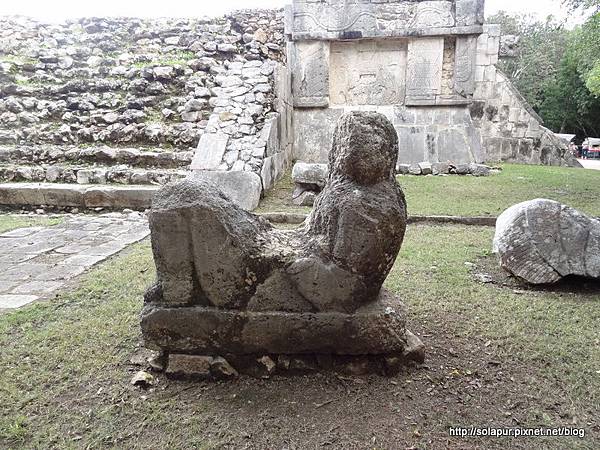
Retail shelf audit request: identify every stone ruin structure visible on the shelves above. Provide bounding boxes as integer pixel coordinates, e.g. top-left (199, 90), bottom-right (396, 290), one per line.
top-left (141, 112), bottom-right (425, 378)
top-left (0, 1), bottom-right (579, 212)
top-left (287, 0), bottom-right (578, 170)
top-left (494, 199), bottom-right (600, 285)
top-left (0, 12), bottom-right (291, 211)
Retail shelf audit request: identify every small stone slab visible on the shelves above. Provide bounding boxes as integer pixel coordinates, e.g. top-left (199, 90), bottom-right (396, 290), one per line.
top-left (188, 170), bottom-right (262, 211)
top-left (0, 294), bottom-right (39, 309)
top-left (292, 162), bottom-right (328, 187)
top-left (190, 133), bottom-right (229, 170)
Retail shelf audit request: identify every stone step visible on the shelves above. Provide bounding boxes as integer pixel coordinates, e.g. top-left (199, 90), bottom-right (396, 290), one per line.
top-left (0, 122), bottom-right (204, 148)
top-left (0, 163), bottom-right (188, 185)
top-left (0, 182), bottom-right (159, 210)
top-left (0, 145), bottom-right (194, 169)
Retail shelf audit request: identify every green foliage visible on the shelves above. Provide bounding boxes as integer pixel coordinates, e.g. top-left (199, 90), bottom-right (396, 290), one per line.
top-left (562, 0), bottom-right (600, 12)
top-left (491, 10), bottom-right (600, 135)
top-left (569, 13), bottom-right (600, 95)
top-left (586, 62), bottom-right (600, 94)
top-left (539, 14), bottom-right (600, 135)
top-left (488, 12), bottom-right (569, 111)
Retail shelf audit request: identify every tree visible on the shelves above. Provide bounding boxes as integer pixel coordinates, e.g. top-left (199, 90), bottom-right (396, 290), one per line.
top-left (489, 10), bottom-right (600, 136)
top-left (562, 0), bottom-right (600, 13)
top-left (488, 12), bottom-right (569, 111)
top-left (568, 13), bottom-right (600, 96)
top-left (539, 32), bottom-right (600, 136)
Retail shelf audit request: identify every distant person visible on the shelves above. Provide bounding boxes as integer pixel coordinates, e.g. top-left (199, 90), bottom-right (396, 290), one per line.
top-left (582, 145), bottom-right (589, 159)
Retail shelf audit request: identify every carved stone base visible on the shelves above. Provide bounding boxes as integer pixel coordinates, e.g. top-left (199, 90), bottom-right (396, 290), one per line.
top-left (141, 289), bottom-right (425, 378)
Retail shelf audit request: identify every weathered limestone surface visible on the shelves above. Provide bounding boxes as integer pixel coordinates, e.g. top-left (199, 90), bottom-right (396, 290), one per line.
top-left (288, 0), bottom-right (483, 41)
top-left (406, 37), bottom-right (444, 101)
top-left (188, 170), bottom-right (262, 211)
top-left (0, 11), bottom-right (293, 208)
top-left (292, 162), bottom-right (328, 187)
top-left (330, 40), bottom-right (406, 106)
top-left (294, 105), bottom-right (484, 165)
top-left (290, 41), bottom-right (330, 107)
top-left (493, 199), bottom-right (600, 284)
top-left (472, 25), bottom-right (580, 167)
top-left (288, 0), bottom-right (485, 165)
top-left (287, 1), bottom-right (573, 168)
top-left (0, 182), bottom-right (158, 210)
top-left (141, 112), bottom-right (423, 376)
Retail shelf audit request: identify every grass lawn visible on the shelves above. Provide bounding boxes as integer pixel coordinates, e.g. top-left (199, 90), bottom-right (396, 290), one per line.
top-left (0, 215), bottom-right (63, 235)
top-left (257, 164), bottom-right (600, 217)
top-left (401, 164), bottom-right (600, 217)
top-left (1, 226), bottom-right (598, 449)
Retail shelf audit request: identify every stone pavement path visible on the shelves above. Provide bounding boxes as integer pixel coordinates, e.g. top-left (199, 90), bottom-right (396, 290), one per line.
top-left (578, 158), bottom-right (600, 170)
top-left (0, 213), bottom-right (149, 310)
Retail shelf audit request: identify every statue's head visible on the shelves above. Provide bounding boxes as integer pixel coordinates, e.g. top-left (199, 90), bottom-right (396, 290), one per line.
top-left (329, 111), bottom-right (399, 185)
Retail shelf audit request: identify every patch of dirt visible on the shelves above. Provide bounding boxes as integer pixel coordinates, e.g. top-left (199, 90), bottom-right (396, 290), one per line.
top-left (122, 324), bottom-right (597, 449)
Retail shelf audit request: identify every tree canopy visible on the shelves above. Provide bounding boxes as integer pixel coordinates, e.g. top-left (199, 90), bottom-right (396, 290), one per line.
top-left (491, 9), bottom-right (600, 138)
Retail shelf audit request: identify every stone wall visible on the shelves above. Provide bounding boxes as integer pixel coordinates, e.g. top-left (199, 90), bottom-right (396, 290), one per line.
top-left (288, 0), bottom-right (486, 166)
top-left (0, 3), bottom-right (580, 213)
top-left (287, 0), bottom-right (575, 169)
top-left (471, 25), bottom-right (578, 166)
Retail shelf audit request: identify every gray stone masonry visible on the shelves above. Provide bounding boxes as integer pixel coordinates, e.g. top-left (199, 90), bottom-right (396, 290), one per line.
top-left (0, 213), bottom-right (149, 310)
top-left (287, 0), bottom-right (574, 168)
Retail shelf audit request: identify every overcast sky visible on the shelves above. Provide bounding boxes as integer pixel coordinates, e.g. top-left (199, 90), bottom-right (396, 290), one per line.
top-left (0, 0), bottom-right (584, 25)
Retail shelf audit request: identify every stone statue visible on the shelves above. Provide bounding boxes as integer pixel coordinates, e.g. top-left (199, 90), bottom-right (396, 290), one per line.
top-left (142, 111), bottom-right (424, 377)
top-left (494, 199), bottom-right (600, 284)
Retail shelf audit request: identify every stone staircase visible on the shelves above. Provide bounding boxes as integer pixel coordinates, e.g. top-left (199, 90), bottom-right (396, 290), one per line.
top-left (0, 11), bottom-right (289, 210)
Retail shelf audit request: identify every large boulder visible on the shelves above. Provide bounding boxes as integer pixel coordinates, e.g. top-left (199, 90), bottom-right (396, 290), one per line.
top-left (493, 199), bottom-right (600, 284)
top-left (291, 162), bottom-right (328, 188)
top-left (141, 111), bottom-right (424, 377)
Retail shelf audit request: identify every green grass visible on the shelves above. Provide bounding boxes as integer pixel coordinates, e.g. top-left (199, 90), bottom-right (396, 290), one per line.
top-left (399, 163), bottom-right (600, 217)
top-left (0, 56), bottom-right (37, 66)
top-left (0, 227), bottom-right (597, 448)
top-left (255, 171), bottom-right (312, 215)
top-left (258, 163), bottom-right (600, 217)
top-left (132, 52), bottom-right (196, 69)
top-left (388, 226), bottom-right (599, 406)
top-left (0, 215), bottom-right (63, 234)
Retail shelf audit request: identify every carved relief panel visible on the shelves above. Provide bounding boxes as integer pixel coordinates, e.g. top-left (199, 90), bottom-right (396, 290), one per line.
top-left (454, 35), bottom-right (477, 96)
top-left (406, 37), bottom-right (445, 101)
top-left (290, 0), bottom-right (463, 40)
top-left (329, 40), bottom-right (407, 106)
top-left (291, 41), bottom-right (330, 108)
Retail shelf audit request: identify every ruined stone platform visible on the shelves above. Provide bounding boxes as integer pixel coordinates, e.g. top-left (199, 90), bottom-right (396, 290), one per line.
top-left (0, 183), bottom-right (159, 210)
